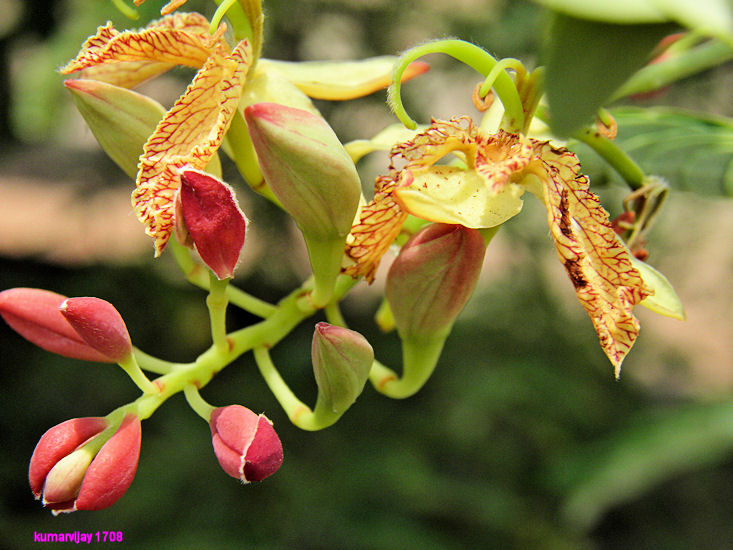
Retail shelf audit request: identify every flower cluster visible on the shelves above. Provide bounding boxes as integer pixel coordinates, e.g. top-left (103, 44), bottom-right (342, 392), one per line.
top-left (1, 0), bottom-right (685, 515)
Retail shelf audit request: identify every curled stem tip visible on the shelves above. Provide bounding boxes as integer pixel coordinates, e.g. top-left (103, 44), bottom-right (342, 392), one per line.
top-left (389, 39), bottom-right (525, 131)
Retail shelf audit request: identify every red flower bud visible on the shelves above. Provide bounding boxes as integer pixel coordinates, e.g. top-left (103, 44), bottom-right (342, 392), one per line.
top-left (0, 288), bottom-right (113, 363)
top-left (209, 405), bottom-right (283, 483)
top-left (176, 168), bottom-right (247, 280)
top-left (29, 414), bottom-right (141, 513)
top-left (60, 297), bottom-right (132, 362)
top-left (386, 224), bottom-right (486, 340)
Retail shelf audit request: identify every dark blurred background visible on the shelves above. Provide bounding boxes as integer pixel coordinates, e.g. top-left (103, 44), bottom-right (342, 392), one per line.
top-left (1, 1), bottom-right (733, 548)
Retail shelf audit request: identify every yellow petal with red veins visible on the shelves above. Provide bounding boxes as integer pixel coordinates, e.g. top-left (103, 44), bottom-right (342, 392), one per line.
top-left (394, 166), bottom-right (525, 228)
top-left (344, 175), bottom-right (407, 283)
top-left (530, 141), bottom-right (653, 376)
top-left (132, 40), bottom-right (252, 255)
top-left (258, 57), bottom-right (429, 100)
top-left (60, 13), bottom-right (219, 87)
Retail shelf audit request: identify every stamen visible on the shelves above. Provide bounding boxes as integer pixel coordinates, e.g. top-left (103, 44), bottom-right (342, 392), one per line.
top-left (211, 0), bottom-right (239, 34)
top-left (161, 0), bottom-right (187, 16)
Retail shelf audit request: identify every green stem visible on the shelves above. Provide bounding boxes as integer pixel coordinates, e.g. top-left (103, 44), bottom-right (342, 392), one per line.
top-left (168, 236), bottom-right (276, 318)
top-left (118, 354), bottom-right (158, 394)
top-left (304, 236), bottom-right (346, 308)
top-left (324, 301), bottom-right (347, 327)
top-left (183, 384), bottom-right (216, 421)
top-left (572, 127), bottom-right (645, 190)
top-left (253, 347), bottom-right (313, 425)
top-left (207, 273), bottom-right (230, 352)
top-left (132, 347), bottom-right (175, 375)
top-left (102, 274), bottom-right (358, 429)
top-left (369, 336), bottom-right (446, 399)
top-left (388, 39), bottom-right (525, 132)
top-left (535, 105), bottom-right (645, 190)
top-left (254, 347), bottom-right (344, 430)
top-left (612, 39), bottom-right (733, 100)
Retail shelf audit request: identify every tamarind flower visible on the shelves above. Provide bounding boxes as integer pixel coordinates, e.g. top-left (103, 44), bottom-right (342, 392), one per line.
top-left (345, 116), bottom-right (657, 374)
top-left (61, 12), bottom-right (251, 255)
top-left (60, 6), bottom-right (427, 257)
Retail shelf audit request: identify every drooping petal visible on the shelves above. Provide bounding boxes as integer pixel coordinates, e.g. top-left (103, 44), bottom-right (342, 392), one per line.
top-left (344, 174), bottom-right (408, 283)
top-left (257, 57), bottom-right (429, 100)
top-left (529, 140), bottom-right (653, 375)
top-left (132, 40), bottom-right (252, 254)
top-left (60, 13), bottom-right (218, 88)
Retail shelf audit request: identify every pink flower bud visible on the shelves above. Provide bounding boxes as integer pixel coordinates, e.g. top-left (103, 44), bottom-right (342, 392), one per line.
top-left (386, 224), bottom-right (486, 341)
top-left (29, 414), bottom-right (141, 513)
top-left (60, 297), bottom-right (132, 363)
top-left (176, 168), bottom-right (248, 280)
top-left (312, 323), bottom-right (373, 417)
top-left (0, 288), bottom-right (114, 363)
top-left (209, 405), bottom-right (283, 483)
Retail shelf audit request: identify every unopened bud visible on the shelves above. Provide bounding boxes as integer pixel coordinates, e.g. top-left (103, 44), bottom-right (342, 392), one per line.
top-left (244, 103), bottom-right (360, 239)
top-left (312, 322), bottom-right (373, 420)
top-left (386, 223), bottom-right (486, 341)
top-left (0, 288), bottom-right (114, 363)
top-left (29, 414), bottom-right (141, 513)
top-left (209, 405), bottom-right (283, 483)
top-left (64, 79), bottom-right (166, 179)
top-left (176, 168), bottom-right (248, 280)
top-left (60, 297), bottom-right (132, 363)
top-left (245, 103), bottom-right (361, 306)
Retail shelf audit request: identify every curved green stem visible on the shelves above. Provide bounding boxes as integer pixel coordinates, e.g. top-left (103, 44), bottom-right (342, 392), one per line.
top-left (388, 39), bottom-right (525, 132)
top-left (369, 336), bottom-right (446, 399)
top-left (111, 0), bottom-right (138, 19)
top-left (118, 354), bottom-right (158, 394)
top-left (535, 105), bottom-right (645, 190)
top-left (324, 301), bottom-right (347, 327)
top-left (573, 128), bottom-right (645, 190)
top-left (168, 236), bottom-right (276, 318)
top-left (184, 384), bottom-right (216, 421)
top-left (101, 273), bottom-right (358, 433)
top-left (132, 347), bottom-right (175, 375)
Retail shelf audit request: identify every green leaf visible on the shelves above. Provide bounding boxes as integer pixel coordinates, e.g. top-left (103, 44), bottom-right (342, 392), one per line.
top-left (546, 400), bottom-right (733, 532)
top-left (647, 0), bottom-right (733, 45)
top-left (543, 12), bottom-right (675, 137)
top-left (532, 0), bottom-right (667, 24)
top-left (533, 0), bottom-right (733, 43)
top-left (573, 107), bottom-right (733, 196)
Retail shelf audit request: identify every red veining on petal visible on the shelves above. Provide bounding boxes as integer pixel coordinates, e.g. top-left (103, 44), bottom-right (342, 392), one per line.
top-left (474, 130), bottom-right (533, 192)
top-left (345, 117), bottom-right (479, 281)
top-left (61, 13), bottom-right (221, 88)
top-left (532, 139), bottom-right (652, 373)
top-left (132, 40), bottom-right (252, 255)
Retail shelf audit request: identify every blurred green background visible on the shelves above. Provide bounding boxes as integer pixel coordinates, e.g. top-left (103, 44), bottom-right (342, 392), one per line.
top-left (1, 1), bottom-right (733, 548)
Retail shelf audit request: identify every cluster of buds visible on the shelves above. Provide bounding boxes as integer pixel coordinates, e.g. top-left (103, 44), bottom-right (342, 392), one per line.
top-left (1, 287), bottom-right (284, 512)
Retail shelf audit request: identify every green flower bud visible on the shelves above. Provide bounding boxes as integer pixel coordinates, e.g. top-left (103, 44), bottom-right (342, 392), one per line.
top-left (64, 79), bottom-right (166, 179)
top-left (311, 322), bottom-right (373, 424)
top-left (386, 223), bottom-right (486, 342)
top-left (244, 102), bottom-right (361, 306)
